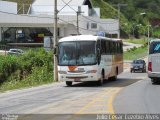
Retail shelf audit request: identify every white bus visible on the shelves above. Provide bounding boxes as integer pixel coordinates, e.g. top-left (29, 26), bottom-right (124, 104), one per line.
top-left (148, 39), bottom-right (160, 84)
top-left (57, 35), bottom-right (123, 86)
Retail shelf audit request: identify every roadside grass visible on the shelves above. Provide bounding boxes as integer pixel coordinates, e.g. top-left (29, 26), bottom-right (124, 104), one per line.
top-left (0, 67), bottom-right (54, 92)
top-left (123, 38), bottom-right (148, 44)
top-left (0, 49), bottom-right (54, 92)
top-left (124, 45), bottom-right (148, 60)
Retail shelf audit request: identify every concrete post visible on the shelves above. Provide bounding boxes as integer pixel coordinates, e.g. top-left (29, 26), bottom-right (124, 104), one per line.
top-left (53, 0), bottom-right (58, 81)
top-left (0, 27), bottom-right (2, 42)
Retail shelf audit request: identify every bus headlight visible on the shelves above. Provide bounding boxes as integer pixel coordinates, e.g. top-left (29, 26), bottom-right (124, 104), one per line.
top-left (86, 70), bottom-right (97, 73)
top-left (58, 71), bottom-right (67, 74)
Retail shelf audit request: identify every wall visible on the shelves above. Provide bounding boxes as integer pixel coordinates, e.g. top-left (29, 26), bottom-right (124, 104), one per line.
top-left (0, 1), bottom-right (17, 14)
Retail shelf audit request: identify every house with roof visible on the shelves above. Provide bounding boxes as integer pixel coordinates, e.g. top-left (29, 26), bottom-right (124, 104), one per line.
top-left (0, 0), bottom-right (119, 44)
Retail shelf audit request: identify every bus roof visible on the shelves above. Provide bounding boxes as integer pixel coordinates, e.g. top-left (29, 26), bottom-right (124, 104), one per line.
top-left (150, 39), bottom-right (160, 43)
top-left (58, 35), bottom-right (122, 42)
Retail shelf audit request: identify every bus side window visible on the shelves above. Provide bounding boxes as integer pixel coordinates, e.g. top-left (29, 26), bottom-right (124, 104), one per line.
top-left (97, 39), bottom-right (101, 53)
top-left (117, 42), bottom-right (120, 54)
top-left (108, 41), bottom-right (112, 54)
top-left (112, 42), bottom-right (115, 54)
top-left (116, 43), bottom-right (118, 54)
top-left (106, 41), bottom-right (110, 54)
top-left (120, 43), bottom-right (123, 53)
top-left (101, 40), bottom-right (106, 54)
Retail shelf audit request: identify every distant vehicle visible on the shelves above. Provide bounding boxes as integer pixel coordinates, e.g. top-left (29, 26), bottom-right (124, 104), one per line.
top-left (148, 39), bottom-right (160, 84)
top-left (8, 49), bottom-right (24, 55)
top-left (57, 35), bottom-right (123, 86)
top-left (130, 59), bottom-right (146, 73)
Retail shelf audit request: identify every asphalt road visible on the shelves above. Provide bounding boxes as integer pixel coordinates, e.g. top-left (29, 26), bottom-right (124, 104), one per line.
top-left (114, 72), bottom-right (160, 114)
top-left (0, 68), bottom-right (159, 120)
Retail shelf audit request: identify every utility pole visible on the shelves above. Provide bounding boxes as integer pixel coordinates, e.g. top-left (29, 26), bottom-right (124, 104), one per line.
top-left (0, 27), bottom-right (2, 42)
top-left (139, 12), bottom-right (151, 48)
top-left (54, 0), bottom-right (58, 81)
top-left (147, 24), bottom-right (151, 48)
top-left (76, 6), bottom-right (83, 35)
top-left (117, 3), bottom-right (127, 38)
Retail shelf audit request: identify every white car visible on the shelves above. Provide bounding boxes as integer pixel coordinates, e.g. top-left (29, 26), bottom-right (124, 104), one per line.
top-left (8, 49), bottom-right (24, 55)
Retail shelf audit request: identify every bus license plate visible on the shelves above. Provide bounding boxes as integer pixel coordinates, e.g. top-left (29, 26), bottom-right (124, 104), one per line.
top-left (74, 78), bottom-right (81, 82)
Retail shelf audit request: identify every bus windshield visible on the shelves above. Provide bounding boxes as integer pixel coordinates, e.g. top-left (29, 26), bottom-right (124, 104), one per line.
top-left (58, 41), bottom-right (97, 66)
top-left (149, 41), bottom-right (160, 54)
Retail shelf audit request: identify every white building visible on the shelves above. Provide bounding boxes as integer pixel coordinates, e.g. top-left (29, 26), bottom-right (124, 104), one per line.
top-left (30, 0), bottom-right (119, 38)
top-left (0, 1), bottom-right (17, 41)
top-left (0, 0), bottom-right (119, 43)
top-left (0, 1), bottom-right (17, 14)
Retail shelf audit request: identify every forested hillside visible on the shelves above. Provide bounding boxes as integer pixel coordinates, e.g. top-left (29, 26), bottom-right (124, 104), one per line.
top-left (105, 0), bottom-right (160, 37)
top-left (105, 0), bottom-right (160, 20)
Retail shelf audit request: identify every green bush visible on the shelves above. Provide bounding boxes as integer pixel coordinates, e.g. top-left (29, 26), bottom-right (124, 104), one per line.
top-left (0, 48), bottom-right (54, 91)
top-left (0, 56), bottom-right (20, 81)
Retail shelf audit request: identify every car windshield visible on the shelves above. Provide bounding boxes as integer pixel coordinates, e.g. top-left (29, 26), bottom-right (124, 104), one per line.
top-left (58, 41), bottom-right (97, 66)
top-left (133, 60), bottom-right (144, 64)
top-left (149, 41), bottom-right (160, 54)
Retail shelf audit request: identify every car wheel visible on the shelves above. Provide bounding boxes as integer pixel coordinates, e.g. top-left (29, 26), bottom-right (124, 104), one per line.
top-left (151, 79), bottom-right (158, 84)
top-left (66, 81), bottom-right (72, 86)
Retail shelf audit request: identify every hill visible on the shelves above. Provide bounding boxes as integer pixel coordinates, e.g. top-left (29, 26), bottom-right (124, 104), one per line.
top-left (105, 0), bottom-right (160, 20)
top-left (104, 0), bottom-right (160, 38)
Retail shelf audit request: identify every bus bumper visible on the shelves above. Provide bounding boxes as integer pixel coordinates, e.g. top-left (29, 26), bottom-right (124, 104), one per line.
top-left (148, 71), bottom-right (160, 78)
top-left (58, 73), bottom-right (100, 82)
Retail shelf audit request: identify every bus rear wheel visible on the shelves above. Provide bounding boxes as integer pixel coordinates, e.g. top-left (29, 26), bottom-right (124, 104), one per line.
top-left (111, 68), bottom-right (118, 81)
top-left (66, 81), bottom-right (72, 86)
top-left (111, 76), bottom-right (117, 81)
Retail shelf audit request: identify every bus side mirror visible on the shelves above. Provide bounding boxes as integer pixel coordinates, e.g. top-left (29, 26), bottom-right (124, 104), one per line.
top-left (53, 46), bottom-right (58, 56)
top-left (97, 48), bottom-right (101, 65)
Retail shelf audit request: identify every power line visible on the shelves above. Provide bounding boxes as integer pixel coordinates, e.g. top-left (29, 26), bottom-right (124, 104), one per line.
top-left (61, 0), bottom-right (77, 13)
top-left (57, 1), bottom-right (118, 25)
top-left (58, 0), bottom-right (73, 13)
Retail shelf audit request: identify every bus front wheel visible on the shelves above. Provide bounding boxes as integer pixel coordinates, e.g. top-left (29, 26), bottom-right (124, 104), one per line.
top-left (66, 81), bottom-right (72, 86)
top-left (97, 71), bottom-right (104, 86)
